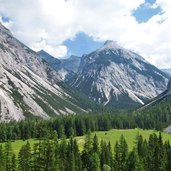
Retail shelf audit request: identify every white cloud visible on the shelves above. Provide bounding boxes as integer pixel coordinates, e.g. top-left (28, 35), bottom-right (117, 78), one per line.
top-left (32, 39), bottom-right (68, 58)
top-left (0, 0), bottom-right (170, 67)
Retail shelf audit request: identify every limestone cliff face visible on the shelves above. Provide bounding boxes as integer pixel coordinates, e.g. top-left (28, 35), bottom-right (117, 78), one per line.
top-left (71, 40), bottom-right (169, 109)
top-left (0, 23), bottom-right (85, 121)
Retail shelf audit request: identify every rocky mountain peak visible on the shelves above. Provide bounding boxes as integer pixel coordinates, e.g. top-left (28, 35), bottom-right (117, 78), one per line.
top-left (72, 40), bottom-right (169, 108)
top-left (103, 40), bottom-right (121, 49)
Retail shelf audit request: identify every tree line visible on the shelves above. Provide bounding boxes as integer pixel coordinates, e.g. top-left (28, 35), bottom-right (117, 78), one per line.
top-left (0, 132), bottom-right (171, 171)
top-left (0, 101), bottom-right (171, 142)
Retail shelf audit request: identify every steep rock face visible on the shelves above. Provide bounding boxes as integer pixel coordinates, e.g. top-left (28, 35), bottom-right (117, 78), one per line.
top-left (138, 79), bottom-right (171, 116)
top-left (0, 23), bottom-right (85, 121)
top-left (38, 50), bottom-right (62, 71)
top-left (0, 24), bottom-right (62, 82)
top-left (72, 41), bottom-right (169, 108)
top-left (38, 50), bottom-right (81, 80)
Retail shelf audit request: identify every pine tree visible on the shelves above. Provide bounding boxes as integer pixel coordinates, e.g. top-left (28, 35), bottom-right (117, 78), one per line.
top-left (59, 138), bottom-right (67, 171)
top-left (81, 132), bottom-right (93, 170)
top-left (73, 139), bottom-right (82, 171)
top-left (0, 145), bottom-right (5, 171)
top-left (4, 141), bottom-right (13, 171)
top-left (43, 140), bottom-right (56, 171)
top-left (93, 134), bottom-right (99, 154)
top-left (84, 131), bottom-right (92, 153)
top-left (165, 141), bottom-right (171, 171)
top-left (18, 141), bottom-right (32, 171)
top-left (136, 134), bottom-right (144, 158)
top-left (89, 153), bottom-right (101, 171)
top-left (107, 142), bottom-right (113, 170)
top-left (54, 139), bottom-right (60, 171)
top-left (114, 135), bottom-right (128, 171)
top-left (127, 148), bottom-right (144, 171)
top-left (11, 154), bottom-right (17, 171)
top-left (114, 141), bottom-right (120, 171)
top-left (32, 141), bottom-right (44, 171)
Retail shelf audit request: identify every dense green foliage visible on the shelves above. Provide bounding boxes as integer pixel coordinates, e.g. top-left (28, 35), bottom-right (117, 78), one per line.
top-left (1, 102), bottom-right (171, 142)
top-left (0, 132), bottom-right (171, 171)
top-left (0, 96), bottom-right (171, 170)
top-left (1, 129), bottom-right (171, 156)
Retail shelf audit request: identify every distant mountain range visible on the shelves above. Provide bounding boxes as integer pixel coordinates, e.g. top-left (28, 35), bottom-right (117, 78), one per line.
top-left (0, 23), bottom-right (170, 121)
top-left (38, 41), bottom-right (169, 109)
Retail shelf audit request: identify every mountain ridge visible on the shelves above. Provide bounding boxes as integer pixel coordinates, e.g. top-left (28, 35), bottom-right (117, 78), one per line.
top-left (38, 50), bottom-right (81, 80)
top-left (0, 24), bottom-right (86, 121)
top-left (70, 40), bottom-right (169, 108)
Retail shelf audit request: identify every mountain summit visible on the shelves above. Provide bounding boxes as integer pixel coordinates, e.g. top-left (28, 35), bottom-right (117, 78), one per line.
top-left (103, 40), bottom-right (122, 49)
top-left (71, 41), bottom-right (169, 108)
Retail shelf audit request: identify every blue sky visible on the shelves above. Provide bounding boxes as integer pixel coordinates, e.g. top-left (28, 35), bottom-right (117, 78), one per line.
top-left (0, 0), bottom-right (170, 68)
top-left (133, 0), bottom-right (162, 23)
top-left (64, 32), bottom-right (104, 57)
top-left (1, 16), bottom-right (10, 22)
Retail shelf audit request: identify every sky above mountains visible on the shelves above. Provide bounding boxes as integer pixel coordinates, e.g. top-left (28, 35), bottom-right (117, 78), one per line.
top-left (0, 0), bottom-right (170, 69)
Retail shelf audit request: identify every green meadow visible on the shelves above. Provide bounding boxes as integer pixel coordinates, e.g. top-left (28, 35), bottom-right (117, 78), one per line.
top-left (76, 129), bottom-right (171, 150)
top-left (1, 129), bottom-right (171, 155)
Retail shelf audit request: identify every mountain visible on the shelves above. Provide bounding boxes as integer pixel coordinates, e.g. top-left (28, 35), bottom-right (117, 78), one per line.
top-left (136, 79), bottom-right (171, 132)
top-left (38, 50), bottom-right (62, 70)
top-left (38, 50), bottom-right (81, 80)
top-left (61, 55), bottom-right (81, 73)
top-left (162, 68), bottom-right (171, 77)
top-left (138, 79), bottom-right (171, 110)
top-left (71, 40), bottom-right (169, 109)
top-left (0, 23), bottom-right (86, 121)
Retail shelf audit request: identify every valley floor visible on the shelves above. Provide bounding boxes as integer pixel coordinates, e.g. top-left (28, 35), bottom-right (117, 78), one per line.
top-left (2, 128), bottom-right (171, 155)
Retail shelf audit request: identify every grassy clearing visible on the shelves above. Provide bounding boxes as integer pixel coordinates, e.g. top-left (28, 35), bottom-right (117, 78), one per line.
top-left (1, 139), bottom-right (38, 155)
top-left (76, 129), bottom-right (171, 150)
top-left (1, 129), bottom-right (171, 155)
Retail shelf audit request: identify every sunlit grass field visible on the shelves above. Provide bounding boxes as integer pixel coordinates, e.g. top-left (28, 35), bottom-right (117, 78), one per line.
top-left (1, 129), bottom-right (171, 155)
top-left (76, 129), bottom-right (171, 151)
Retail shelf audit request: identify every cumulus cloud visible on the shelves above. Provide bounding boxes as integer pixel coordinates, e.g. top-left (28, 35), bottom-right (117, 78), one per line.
top-left (0, 0), bottom-right (170, 67)
top-left (32, 39), bottom-right (68, 58)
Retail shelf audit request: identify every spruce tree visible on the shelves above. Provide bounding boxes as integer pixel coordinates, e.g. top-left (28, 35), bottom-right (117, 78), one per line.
top-left (11, 154), bottom-right (17, 171)
top-left (4, 141), bottom-right (13, 171)
top-left (127, 148), bottom-right (144, 171)
top-left (43, 140), bottom-right (56, 171)
top-left (114, 135), bottom-right (128, 171)
top-left (93, 134), bottom-right (99, 154)
top-left (89, 153), bottom-right (101, 171)
top-left (0, 145), bottom-right (5, 171)
top-left (18, 141), bottom-right (32, 171)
